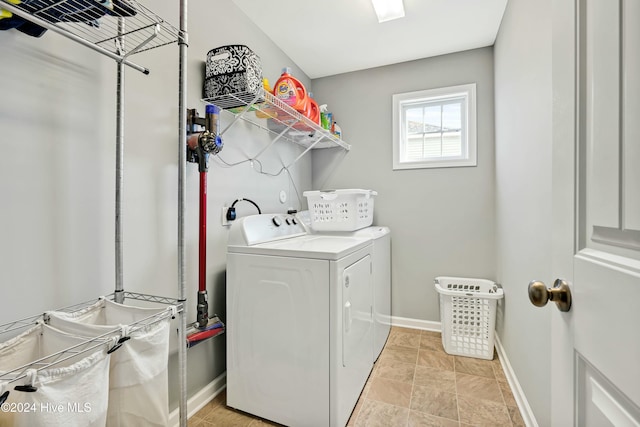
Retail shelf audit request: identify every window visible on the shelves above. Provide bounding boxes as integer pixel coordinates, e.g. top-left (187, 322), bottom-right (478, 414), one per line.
top-left (392, 83), bottom-right (477, 170)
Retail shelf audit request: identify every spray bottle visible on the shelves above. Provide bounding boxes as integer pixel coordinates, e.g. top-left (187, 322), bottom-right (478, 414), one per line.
top-left (320, 104), bottom-right (332, 131)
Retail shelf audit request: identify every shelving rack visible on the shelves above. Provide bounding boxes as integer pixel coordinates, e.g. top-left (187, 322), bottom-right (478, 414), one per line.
top-left (0, 0), bottom-right (190, 425)
top-left (204, 89), bottom-right (351, 168)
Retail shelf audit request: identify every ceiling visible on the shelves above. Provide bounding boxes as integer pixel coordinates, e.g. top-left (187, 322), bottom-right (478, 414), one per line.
top-left (232, 0), bottom-right (508, 79)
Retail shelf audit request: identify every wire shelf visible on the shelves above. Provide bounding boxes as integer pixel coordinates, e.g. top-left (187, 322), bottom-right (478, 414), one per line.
top-left (0, 329), bottom-right (113, 385)
top-left (117, 291), bottom-right (183, 307)
top-left (0, 292), bottom-right (183, 338)
top-left (0, 315), bottom-right (44, 336)
top-left (204, 90), bottom-right (351, 151)
top-left (0, 293), bottom-right (182, 386)
top-left (0, 0), bottom-right (179, 73)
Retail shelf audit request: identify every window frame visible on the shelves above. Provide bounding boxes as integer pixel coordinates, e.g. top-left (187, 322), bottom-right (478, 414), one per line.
top-left (392, 83), bottom-right (477, 170)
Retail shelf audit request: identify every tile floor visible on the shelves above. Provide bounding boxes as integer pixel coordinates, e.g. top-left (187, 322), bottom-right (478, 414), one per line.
top-left (188, 327), bottom-right (526, 427)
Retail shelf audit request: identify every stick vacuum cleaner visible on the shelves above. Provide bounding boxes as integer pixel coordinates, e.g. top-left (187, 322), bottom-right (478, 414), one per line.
top-left (186, 105), bottom-right (224, 347)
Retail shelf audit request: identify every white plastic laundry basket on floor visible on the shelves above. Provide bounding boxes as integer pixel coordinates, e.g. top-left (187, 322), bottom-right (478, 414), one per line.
top-left (0, 323), bottom-right (111, 427)
top-left (435, 276), bottom-right (503, 360)
top-left (47, 299), bottom-right (172, 427)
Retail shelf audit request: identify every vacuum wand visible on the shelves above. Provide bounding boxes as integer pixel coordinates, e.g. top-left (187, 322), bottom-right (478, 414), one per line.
top-left (197, 170), bottom-right (208, 327)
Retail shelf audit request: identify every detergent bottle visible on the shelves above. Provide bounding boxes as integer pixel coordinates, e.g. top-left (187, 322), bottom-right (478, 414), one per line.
top-left (262, 77), bottom-right (272, 94)
top-left (333, 122), bottom-right (342, 139)
top-left (255, 78), bottom-right (276, 119)
top-left (305, 92), bottom-right (320, 125)
top-left (274, 67), bottom-right (308, 113)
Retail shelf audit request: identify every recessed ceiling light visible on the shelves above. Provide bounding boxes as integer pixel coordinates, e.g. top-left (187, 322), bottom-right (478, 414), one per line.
top-left (371, 0), bottom-right (405, 23)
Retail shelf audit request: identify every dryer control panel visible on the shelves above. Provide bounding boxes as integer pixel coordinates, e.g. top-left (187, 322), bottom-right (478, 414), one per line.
top-left (228, 214), bottom-right (306, 246)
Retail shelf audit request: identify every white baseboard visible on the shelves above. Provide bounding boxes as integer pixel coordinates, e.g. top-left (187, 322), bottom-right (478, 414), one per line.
top-left (390, 315), bottom-right (441, 332)
top-left (494, 334), bottom-right (538, 427)
top-left (169, 372), bottom-right (227, 427)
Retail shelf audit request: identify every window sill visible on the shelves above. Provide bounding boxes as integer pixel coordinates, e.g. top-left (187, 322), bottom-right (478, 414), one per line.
top-left (392, 158), bottom-right (477, 170)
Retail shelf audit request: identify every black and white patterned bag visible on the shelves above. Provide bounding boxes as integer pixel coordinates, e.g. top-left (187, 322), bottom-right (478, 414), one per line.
top-left (203, 45), bottom-right (264, 109)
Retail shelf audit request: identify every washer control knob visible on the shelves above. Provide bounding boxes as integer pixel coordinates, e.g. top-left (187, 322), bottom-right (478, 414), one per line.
top-left (291, 218), bottom-right (298, 225)
top-left (285, 218), bottom-right (292, 225)
top-left (272, 216), bottom-right (282, 227)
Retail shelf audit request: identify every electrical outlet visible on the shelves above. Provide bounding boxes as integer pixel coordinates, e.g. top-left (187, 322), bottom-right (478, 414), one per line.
top-left (222, 207), bottom-right (230, 226)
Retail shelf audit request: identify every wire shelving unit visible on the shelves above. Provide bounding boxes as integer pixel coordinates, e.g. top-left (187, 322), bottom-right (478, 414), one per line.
top-left (0, 0), bottom-right (190, 425)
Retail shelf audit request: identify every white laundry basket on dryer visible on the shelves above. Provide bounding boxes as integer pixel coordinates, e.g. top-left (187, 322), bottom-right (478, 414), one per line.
top-left (303, 189), bottom-right (377, 231)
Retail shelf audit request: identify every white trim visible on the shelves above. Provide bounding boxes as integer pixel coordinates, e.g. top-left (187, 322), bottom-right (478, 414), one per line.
top-left (390, 315), bottom-right (441, 332)
top-left (494, 334), bottom-right (539, 427)
top-left (169, 372), bottom-right (227, 427)
top-left (392, 83), bottom-right (477, 170)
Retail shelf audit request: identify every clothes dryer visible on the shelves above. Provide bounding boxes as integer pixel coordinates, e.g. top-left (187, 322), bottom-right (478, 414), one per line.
top-left (350, 226), bottom-right (390, 360)
top-left (296, 211), bottom-right (391, 361)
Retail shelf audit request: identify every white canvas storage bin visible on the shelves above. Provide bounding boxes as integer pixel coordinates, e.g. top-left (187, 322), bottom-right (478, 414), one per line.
top-left (46, 299), bottom-right (173, 427)
top-left (303, 189), bottom-right (377, 232)
top-left (435, 277), bottom-right (503, 360)
top-left (0, 323), bottom-right (111, 427)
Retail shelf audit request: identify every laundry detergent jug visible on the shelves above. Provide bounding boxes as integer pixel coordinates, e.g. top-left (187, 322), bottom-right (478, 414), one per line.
top-left (274, 67), bottom-right (308, 113)
top-left (305, 92), bottom-right (320, 125)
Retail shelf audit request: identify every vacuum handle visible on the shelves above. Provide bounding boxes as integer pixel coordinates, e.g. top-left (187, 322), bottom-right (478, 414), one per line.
top-left (205, 104), bottom-right (219, 135)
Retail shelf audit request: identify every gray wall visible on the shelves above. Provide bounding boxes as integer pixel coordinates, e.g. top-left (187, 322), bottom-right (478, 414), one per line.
top-left (0, 0), bottom-right (312, 412)
top-left (494, 0), bottom-right (552, 426)
top-left (311, 47), bottom-right (496, 322)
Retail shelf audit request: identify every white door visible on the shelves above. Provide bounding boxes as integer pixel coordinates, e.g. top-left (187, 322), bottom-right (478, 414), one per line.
top-left (550, 0), bottom-right (640, 425)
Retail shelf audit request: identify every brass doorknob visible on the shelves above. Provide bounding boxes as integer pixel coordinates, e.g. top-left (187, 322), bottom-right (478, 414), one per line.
top-left (528, 279), bottom-right (572, 312)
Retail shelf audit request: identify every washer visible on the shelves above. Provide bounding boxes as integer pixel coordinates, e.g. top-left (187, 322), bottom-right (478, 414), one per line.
top-left (226, 214), bottom-right (374, 427)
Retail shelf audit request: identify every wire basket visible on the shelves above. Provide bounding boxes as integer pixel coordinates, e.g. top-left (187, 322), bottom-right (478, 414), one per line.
top-left (303, 189), bottom-right (377, 231)
top-left (203, 45), bottom-right (264, 109)
top-left (435, 276), bottom-right (503, 360)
